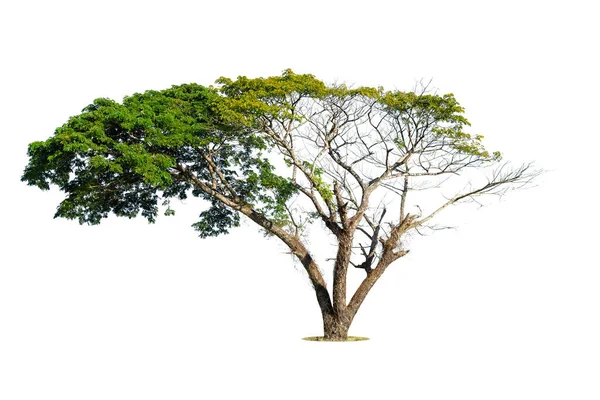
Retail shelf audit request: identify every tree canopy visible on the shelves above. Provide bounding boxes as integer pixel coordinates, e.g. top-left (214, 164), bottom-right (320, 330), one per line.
top-left (22, 70), bottom-right (537, 340)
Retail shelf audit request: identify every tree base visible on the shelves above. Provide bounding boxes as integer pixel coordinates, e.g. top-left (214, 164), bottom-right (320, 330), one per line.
top-left (302, 336), bottom-right (369, 342)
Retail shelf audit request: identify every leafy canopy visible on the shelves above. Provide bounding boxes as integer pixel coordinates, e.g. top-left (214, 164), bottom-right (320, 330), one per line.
top-left (23, 70), bottom-right (497, 237)
top-left (23, 83), bottom-right (295, 237)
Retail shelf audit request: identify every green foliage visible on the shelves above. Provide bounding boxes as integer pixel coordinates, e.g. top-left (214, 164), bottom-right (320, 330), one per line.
top-left (23, 69), bottom-right (500, 238)
top-left (301, 161), bottom-right (333, 204)
top-left (192, 200), bottom-right (240, 238)
top-left (243, 158), bottom-right (297, 226)
top-left (22, 83), bottom-right (286, 233)
top-left (215, 69), bottom-right (328, 126)
top-left (381, 91), bottom-right (499, 160)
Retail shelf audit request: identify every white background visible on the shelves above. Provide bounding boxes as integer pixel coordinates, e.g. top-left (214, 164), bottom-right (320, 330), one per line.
top-left (1, 0), bottom-right (598, 399)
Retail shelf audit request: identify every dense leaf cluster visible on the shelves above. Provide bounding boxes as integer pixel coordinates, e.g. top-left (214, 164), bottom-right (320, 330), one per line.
top-left (23, 84), bottom-right (292, 236)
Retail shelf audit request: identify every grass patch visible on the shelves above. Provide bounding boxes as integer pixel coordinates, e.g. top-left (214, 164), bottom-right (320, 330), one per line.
top-left (302, 336), bottom-right (369, 342)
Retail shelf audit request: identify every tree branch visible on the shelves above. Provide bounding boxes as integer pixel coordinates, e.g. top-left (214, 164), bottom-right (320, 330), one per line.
top-left (410, 162), bottom-right (540, 230)
top-left (172, 163), bottom-right (334, 316)
top-left (354, 208), bottom-right (387, 274)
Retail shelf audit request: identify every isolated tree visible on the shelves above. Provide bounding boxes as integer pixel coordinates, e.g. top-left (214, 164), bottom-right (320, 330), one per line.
top-left (22, 70), bottom-right (537, 340)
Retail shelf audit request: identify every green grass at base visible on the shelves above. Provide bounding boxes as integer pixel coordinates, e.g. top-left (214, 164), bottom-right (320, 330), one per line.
top-left (302, 336), bottom-right (369, 342)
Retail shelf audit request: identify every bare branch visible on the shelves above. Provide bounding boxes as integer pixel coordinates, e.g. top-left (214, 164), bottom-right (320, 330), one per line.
top-left (354, 208), bottom-right (387, 274)
top-left (410, 162), bottom-right (541, 230)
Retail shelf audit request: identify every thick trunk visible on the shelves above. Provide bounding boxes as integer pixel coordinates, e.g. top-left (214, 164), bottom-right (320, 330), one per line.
top-left (332, 231), bottom-right (353, 315)
top-left (322, 312), bottom-right (351, 341)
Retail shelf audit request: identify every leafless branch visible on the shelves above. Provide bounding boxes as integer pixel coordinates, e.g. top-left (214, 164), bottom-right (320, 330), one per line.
top-left (410, 162), bottom-right (541, 230)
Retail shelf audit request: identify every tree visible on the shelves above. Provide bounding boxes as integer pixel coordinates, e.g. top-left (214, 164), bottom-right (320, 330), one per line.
top-left (22, 70), bottom-right (538, 341)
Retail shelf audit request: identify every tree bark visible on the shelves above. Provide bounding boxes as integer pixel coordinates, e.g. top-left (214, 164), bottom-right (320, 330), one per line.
top-left (323, 312), bottom-right (351, 341)
top-left (332, 231), bottom-right (353, 315)
top-left (347, 250), bottom-right (409, 324)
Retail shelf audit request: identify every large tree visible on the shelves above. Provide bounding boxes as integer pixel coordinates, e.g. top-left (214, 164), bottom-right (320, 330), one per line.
top-left (22, 70), bottom-right (537, 341)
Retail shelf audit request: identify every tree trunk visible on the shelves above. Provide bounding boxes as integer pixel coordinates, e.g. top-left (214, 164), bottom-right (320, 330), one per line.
top-left (323, 312), bottom-right (351, 341)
